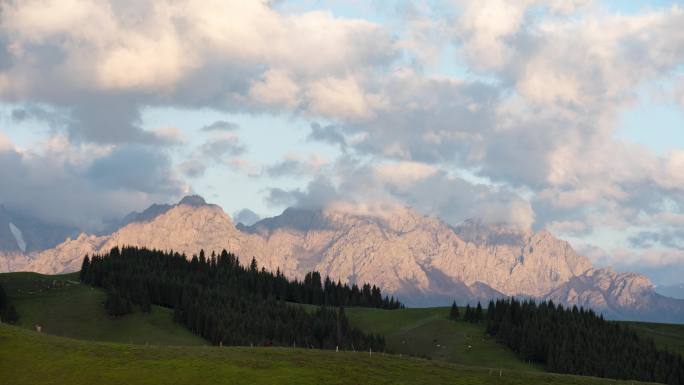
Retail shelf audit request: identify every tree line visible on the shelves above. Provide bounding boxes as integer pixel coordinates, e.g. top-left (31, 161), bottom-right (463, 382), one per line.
top-left (486, 298), bottom-right (684, 385)
top-left (80, 246), bottom-right (397, 351)
top-left (0, 282), bottom-right (19, 324)
top-left (449, 301), bottom-right (484, 323)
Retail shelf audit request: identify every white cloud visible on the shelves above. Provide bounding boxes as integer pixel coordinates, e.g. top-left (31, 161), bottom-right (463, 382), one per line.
top-left (306, 75), bottom-right (386, 119)
top-left (0, 131), bottom-right (14, 152)
top-left (249, 69), bottom-right (301, 109)
top-left (0, 0), bottom-right (394, 97)
top-left (374, 161), bottom-right (438, 188)
top-left (455, 0), bottom-right (533, 70)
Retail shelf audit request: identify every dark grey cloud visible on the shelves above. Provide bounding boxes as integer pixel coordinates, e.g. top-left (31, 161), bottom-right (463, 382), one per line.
top-left (308, 122), bottom-right (347, 149)
top-left (200, 135), bottom-right (245, 161)
top-left (68, 95), bottom-right (169, 144)
top-left (233, 208), bottom-right (261, 226)
top-left (9, 105), bottom-right (68, 130)
top-left (265, 159), bottom-right (303, 177)
top-left (264, 156), bottom-right (327, 178)
top-left (10, 109), bottom-right (26, 121)
top-left (0, 140), bottom-right (184, 231)
top-left (201, 120), bottom-right (239, 132)
top-left (266, 178), bottom-right (339, 209)
top-left (178, 159), bottom-right (207, 178)
top-left (629, 230), bottom-right (684, 250)
top-left (343, 77), bottom-right (500, 165)
top-left (86, 146), bottom-right (180, 194)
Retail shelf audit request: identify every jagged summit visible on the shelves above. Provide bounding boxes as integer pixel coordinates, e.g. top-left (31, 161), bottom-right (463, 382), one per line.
top-left (178, 195), bottom-right (208, 206)
top-left (452, 218), bottom-right (531, 246)
top-left (115, 195), bottom-right (214, 231)
top-left (244, 207), bottom-right (331, 234)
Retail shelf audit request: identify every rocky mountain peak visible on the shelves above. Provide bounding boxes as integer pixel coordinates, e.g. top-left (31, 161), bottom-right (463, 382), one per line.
top-left (452, 218), bottom-right (532, 246)
top-left (178, 195), bottom-right (208, 206)
top-left (243, 207), bottom-right (330, 235)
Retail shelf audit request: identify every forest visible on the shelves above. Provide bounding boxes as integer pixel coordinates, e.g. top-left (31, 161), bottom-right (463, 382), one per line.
top-left (0, 282), bottom-right (18, 324)
top-left (486, 298), bottom-right (684, 385)
top-left (80, 246), bottom-right (397, 351)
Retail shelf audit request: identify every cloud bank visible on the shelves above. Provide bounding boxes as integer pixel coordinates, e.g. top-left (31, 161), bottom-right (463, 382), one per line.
top-left (1, 0), bottom-right (684, 282)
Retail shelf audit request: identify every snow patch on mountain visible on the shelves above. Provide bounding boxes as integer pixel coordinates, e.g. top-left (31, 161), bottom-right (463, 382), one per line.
top-left (8, 222), bottom-right (26, 252)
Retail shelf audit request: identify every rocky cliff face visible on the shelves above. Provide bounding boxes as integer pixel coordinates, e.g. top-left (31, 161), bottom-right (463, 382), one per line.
top-left (543, 268), bottom-right (684, 323)
top-left (2, 196), bottom-right (681, 322)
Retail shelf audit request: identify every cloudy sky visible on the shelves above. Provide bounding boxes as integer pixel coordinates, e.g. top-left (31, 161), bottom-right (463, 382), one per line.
top-left (1, 0), bottom-right (684, 285)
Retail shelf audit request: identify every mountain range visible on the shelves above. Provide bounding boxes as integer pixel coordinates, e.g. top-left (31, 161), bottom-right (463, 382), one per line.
top-left (1, 195), bottom-right (682, 323)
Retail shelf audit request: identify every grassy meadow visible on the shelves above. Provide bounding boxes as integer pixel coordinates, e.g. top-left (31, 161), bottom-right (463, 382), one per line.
top-left (0, 272), bottom-right (206, 346)
top-left (0, 323), bottom-right (659, 385)
top-left (0, 271), bottom-right (680, 384)
top-left (346, 306), bottom-right (542, 371)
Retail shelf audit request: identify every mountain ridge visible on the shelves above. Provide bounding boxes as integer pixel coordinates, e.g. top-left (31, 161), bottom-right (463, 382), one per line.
top-left (1, 195), bottom-right (682, 323)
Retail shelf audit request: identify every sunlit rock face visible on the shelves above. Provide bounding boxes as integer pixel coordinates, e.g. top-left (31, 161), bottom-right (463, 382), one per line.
top-left (2, 196), bottom-right (682, 323)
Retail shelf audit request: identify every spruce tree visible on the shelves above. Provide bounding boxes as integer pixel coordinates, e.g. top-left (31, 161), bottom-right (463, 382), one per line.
top-left (0, 283), bottom-right (16, 323)
top-left (449, 301), bottom-right (460, 320)
top-left (0, 283), bottom-right (7, 312)
top-left (79, 255), bottom-right (90, 281)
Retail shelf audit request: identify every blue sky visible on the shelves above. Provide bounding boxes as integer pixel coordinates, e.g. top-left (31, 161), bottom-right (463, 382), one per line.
top-left (1, 0), bottom-right (684, 286)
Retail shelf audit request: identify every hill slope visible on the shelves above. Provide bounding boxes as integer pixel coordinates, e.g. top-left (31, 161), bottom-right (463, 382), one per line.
top-left (0, 323), bottom-right (659, 385)
top-left (0, 272), bottom-right (206, 346)
top-left (619, 321), bottom-right (684, 357)
top-left (346, 307), bottom-right (541, 371)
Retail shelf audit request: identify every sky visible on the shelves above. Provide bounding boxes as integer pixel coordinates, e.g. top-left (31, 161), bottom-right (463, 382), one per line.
top-left (1, 0), bottom-right (684, 286)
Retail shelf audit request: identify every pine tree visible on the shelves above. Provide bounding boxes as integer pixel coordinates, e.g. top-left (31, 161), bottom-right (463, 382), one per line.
top-left (0, 283), bottom-right (7, 312)
top-left (79, 255), bottom-right (90, 281)
top-left (0, 283), bottom-right (17, 323)
top-left (449, 301), bottom-right (460, 320)
top-left (3, 304), bottom-right (18, 323)
top-left (475, 302), bottom-right (483, 322)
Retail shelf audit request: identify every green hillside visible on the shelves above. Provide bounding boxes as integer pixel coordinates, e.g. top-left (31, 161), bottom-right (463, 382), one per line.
top-left (346, 306), bottom-right (541, 371)
top-left (619, 321), bottom-right (684, 356)
top-left (0, 323), bottom-right (658, 385)
top-left (0, 272), bottom-right (206, 346)
top-left (1, 271), bottom-right (681, 385)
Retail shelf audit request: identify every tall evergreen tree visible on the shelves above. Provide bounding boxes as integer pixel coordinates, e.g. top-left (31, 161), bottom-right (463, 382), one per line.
top-left (0, 283), bottom-right (19, 324)
top-left (449, 301), bottom-right (460, 320)
top-left (464, 304), bottom-right (472, 322)
top-left (79, 256), bottom-right (90, 281)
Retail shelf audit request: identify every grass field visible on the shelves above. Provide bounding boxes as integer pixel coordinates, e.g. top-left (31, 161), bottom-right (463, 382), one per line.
top-left (346, 307), bottom-right (542, 371)
top-left (0, 271), bottom-right (680, 384)
top-left (619, 321), bottom-right (684, 356)
top-left (0, 323), bottom-right (659, 385)
top-left (0, 272), bottom-right (206, 346)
